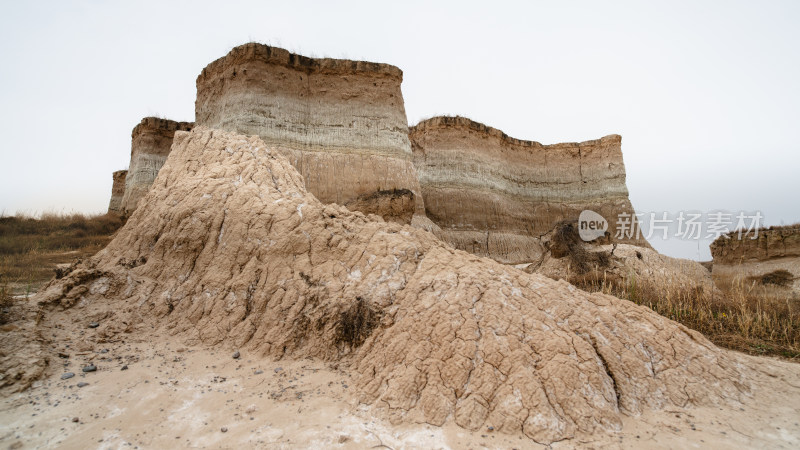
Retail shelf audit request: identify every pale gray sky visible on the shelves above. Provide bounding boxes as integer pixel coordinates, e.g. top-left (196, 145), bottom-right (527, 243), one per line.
top-left (1, 0), bottom-right (798, 260)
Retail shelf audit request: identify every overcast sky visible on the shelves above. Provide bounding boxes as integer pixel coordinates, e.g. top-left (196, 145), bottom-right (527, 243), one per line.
top-left (1, 0), bottom-right (798, 260)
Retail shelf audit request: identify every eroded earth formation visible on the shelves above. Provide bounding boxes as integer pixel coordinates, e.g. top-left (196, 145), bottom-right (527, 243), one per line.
top-left (106, 169), bottom-right (127, 214)
top-left (194, 43), bottom-right (425, 224)
top-left (410, 116), bottom-right (648, 264)
top-left (39, 128), bottom-right (751, 444)
top-left (120, 117), bottom-right (193, 214)
top-left (711, 225), bottom-right (800, 293)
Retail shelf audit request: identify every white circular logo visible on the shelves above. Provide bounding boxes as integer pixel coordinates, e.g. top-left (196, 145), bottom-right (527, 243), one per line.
top-left (578, 210), bottom-right (608, 242)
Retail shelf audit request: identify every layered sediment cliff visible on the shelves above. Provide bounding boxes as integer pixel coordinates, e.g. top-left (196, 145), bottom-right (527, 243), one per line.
top-left (409, 116), bottom-right (646, 264)
top-left (107, 170), bottom-right (127, 214)
top-left (120, 117), bottom-right (193, 214)
top-left (194, 43), bottom-right (423, 223)
top-left (711, 225), bottom-right (800, 292)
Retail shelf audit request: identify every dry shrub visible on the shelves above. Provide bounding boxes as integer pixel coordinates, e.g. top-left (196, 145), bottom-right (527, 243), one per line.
top-left (549, 220), bottom-right (612, 274)
top-left (750, 269), bottom-right (794, 287)
top-left (335, 296), bottom-right (381, 350)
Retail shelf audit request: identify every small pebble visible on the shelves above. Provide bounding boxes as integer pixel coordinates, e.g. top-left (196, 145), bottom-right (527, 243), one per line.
top-left (100, 349), bottom-right (109, 354)
top-left (77, 382), bottom-right (89, 388)
top-left (61, 373), bottom-right (75, 380)
top-left (88, 322), bottom-right (99, 328)
top-left (232, 351), bottom-right (240, 359)
top-left (72, 417), bottom-right (79, 423)
top-left (274, 367), bottom-right (282, 373)
top-left (121, 365), bottom-right (128, 371)
top-left (220, 427), bottom-right (228, 433)
top-left (254, 370), bottom-right (263, 375)
top-left (82, 365), bottom-right (97, 373)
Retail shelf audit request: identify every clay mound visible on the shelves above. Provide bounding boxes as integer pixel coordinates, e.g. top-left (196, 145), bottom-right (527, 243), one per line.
top-left (410, 116), bottom-right (649, 264)
top-left (38, 127), bottom-right (750, 443)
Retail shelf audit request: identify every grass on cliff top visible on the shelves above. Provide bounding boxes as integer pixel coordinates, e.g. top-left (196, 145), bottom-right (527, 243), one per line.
top-left (0, 212), bottom-right (125, 294)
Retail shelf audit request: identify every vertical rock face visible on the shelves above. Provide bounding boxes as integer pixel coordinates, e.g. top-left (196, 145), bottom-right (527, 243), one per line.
top-left (120, 117), bottom-right (193, 214)
top-left (107, 170), bottom-right (127, 214)
top-left (711, 225), bottom-right (800, 293)
top-left (194, 43), bottom-right (424, 223)
top-left (410, 116), bottom-right (646, 264)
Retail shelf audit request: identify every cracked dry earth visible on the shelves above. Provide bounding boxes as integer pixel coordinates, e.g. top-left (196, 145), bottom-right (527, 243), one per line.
top-left (8, 127), bottom-right (799, 447)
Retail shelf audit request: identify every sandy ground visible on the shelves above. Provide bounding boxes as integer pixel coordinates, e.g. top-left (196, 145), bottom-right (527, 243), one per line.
top-left (2, 287), bottom-right (800, 449)
top-left (2, 332), bottom-right (799, 450)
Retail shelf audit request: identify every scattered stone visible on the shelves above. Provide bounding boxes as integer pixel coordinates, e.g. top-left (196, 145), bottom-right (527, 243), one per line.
top-left (88, 322), bottom-right (99, 328)
top-left (72, 417), bottom-right (79, 423)
top-left (121, 365), bottom-right (128, 371)
top-left (82, 364), bottom-right (97, 373)
top-left (61, 373), bottom-right (75, 380)
top-left (58, 352), bottom-right (70, 359)
top-left (274, 367), bottom-right (282, 373)
top-left (232, 351), bottom-right (240, 359)
top-left (254, 370), bottom-right (263, 375)
top-left (100, 349), bottom-right (109, 354)
top-left (77, 382), bottom-right (89, 388)
top-left (220, 427), bottom-right (228, 433)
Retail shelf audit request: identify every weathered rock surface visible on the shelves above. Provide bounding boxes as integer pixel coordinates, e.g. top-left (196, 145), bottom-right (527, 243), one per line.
top-left (410, 116), bottom-right (647, 264)
top-left (343, 188), bottom-right (415, 225)
top-left (37, 128), bottom-right (750, 443)
top-left (711, 225), bottom-right (800, 293)
top-left (107, 170), bottom-right (127, 214)
top-left (120, 117), bottom-right (193, 214)
top-left (194, 43), bottom-right (424, 224)
top-left (0, 300), bottom-right (49, 396)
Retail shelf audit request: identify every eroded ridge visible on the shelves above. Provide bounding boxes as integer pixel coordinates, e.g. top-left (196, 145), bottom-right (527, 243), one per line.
top-left (38, 127), bottom-right (750, 443)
